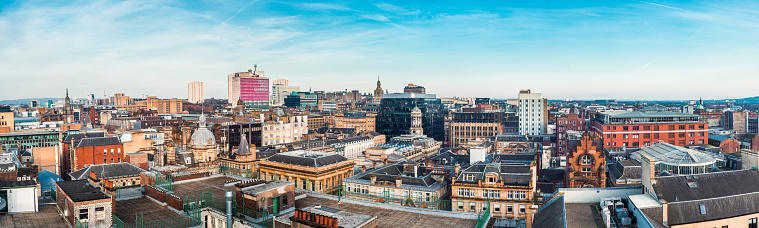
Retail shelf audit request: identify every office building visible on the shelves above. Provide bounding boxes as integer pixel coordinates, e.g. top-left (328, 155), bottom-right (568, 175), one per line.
top-left (228, 69), bottom-right (269, 110)
top-left (0, 106), bottom-right (13, 133)
top-left (258, 150), bottom-right (355, 193)
top-left (187, 81), bottom-right (204, 104)
top-left (448, 108), bottom-right (505, 147)
top-left (403, 84), bottom-right (426, 94)
top-left (376, 93), bottom-right (446, 141)
top-left (518, 90), bottom-right (547, 135)
top-left (271, 79), bottom-right (300, 106)
top-left (284, 92), bottom-right (318, 110)
top-left (591, 110), bottom-right (708, 149)
top-left (335, 112), bottom-right (376, 133)
top-left (556, 113), bottom-right (585, 156)
top-left (117, 96), bottom-right (182, 114)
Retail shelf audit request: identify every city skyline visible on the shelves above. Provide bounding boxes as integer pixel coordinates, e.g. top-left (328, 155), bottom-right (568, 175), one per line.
top-left (1, 0), bottom-right (759, 100)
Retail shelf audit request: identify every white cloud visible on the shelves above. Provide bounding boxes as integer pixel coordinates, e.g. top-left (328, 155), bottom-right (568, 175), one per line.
top-left (374, 3), bottom-right (420, 15)
top-left (362, 14), bottom-right (390, 22)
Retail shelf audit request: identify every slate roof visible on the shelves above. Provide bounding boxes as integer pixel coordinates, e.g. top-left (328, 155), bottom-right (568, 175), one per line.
top-left (652, 169), bottom-right (759, 202)
top-left (63, 132), bottom-right (105, 145)
top-left (668, 192), bottom-right (759, 225)
top-left (639, 207), bottom-right (665, 228)
top-left (68, 163), bottom-right (146, 180)
top-left (539, 168), bottom-right (565, 182)
top-left (56, 180), bottom-right (110, 202)
top-left (532, 195), bottom-right (566, 228)
top-left (344, 161), bottom-right (443, 191)
top-left (456, 163), bottom-right (532, 186)
top-left (608, 159), bottom-right (641, 183)
top-left (0, 180), bottom-right (37, 188)
top-left (428, 151), bottom-right (470, 166)
top-left (708, 134), bottom-right (731, 142)
top-left (266, 151), bottom-right (349, 168)
top-left (76, 137), bottom-right (121, 148)
top-left (325, 136), bottom-right (371, 145)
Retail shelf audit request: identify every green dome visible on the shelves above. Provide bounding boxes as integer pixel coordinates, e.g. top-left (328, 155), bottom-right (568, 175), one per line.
top-left (696, 104), bottom-right (704, 109)
top-left (151, 107), bottom-right (157, 111)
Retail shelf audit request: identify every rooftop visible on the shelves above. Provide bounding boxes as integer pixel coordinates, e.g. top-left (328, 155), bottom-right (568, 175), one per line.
top-left (277, 205), bottom-right (376, 228)
top-left (631, 142), bottom-right (722, 167)
top-left (532, 195), bottom-right (566, 228)
top-left (652, 169), bottom-right (759, 203)
top-left (241, 180), bottom-right (294, 196)
top-left (76, 136), bottom-right (121, 148)
top-left (56, 180), bottom-right (110, 202)
top-left (294, 194), bottom-right (476, 227)
top-left (265, 150), bottom-right (350, 168)
top-left (68, 162), bottom-right (146, 180)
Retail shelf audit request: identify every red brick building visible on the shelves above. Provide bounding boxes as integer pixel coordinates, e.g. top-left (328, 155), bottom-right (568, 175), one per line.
top-left (71, 137), bottom-right (124, 171)
top-left (125, 152), bottom-right (149, 170)
top-left (62, 132), bottom-right (106, 175)
top-left (556, 113), bottom-right (586, 156)
top-left (591, 111), bottom-right (708, 149)
top-left (566, 133), bottom-right (605, 188)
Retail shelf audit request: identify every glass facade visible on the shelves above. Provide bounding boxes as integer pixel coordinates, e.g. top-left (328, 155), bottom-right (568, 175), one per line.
top-left (377, 96), bottom-right (446, 141)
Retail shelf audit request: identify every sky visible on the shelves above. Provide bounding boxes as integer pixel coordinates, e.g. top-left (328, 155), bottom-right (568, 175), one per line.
top-left (1, 0), bottom-right (758, 101)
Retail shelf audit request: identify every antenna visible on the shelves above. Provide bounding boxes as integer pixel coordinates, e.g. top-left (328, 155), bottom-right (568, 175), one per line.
top-left (254, 64), bottom-right (257, 72)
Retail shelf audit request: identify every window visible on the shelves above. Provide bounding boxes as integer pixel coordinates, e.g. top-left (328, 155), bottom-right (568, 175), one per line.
top-left (494, 204), bottom-right (501, 212)
top-left (519, 205), bottom-right (526, 213)
top-left (79, 209), bottom-right (89, 220)
top-left (679, 133), bottom-right (685, 137)
top-left (582, 167), bottom-right (592, 172)
top-left (623, 134), bottom-right (628, 139)
top-left (104, 159), bottom-right (107, 164)
top-left (118, 148), bottom-right (121, 154)
top-left (632, 134), bottom-right (639, 139)
top-left (507, 205), bottom-right (513, 213)
top-left (689, 125), bottom-right (695, 129)
top-left (679, 125), bottom-right (685, 130)
top-left (95, 207), bottom-right (105, 220)
top-left (581, 155), bottom-right (592, 165)
top-left (458, 201), bottom-right (464, 210)
top-left (643, 126), bottom-right (650, 130)
top-left (632, 126), bottom-right (640, 131)
top-left (623, 126), bottom-right (629, 131)
top-left (750, 218), bottom-right (758, 228)
top-left (654, 126), bottom-right (659, 131)
top-left (111, 158), bottom-right (114, 164)
top-left (644, 134), bottom-right (650, 139)
top-left (488, 177), bottom-right (496, 183)
top-left (282, 194), bottom-right (288, 206)
top-left (470, 203), bottom-right (476, 211)
top-left (111, 148), bottom-right (114, 155)
top-left (103, 149), bottom-right (107, 155)
top-left (699, 132), bottom-right (705, 136)
top-left (654, 133), bottom-right (659, 139)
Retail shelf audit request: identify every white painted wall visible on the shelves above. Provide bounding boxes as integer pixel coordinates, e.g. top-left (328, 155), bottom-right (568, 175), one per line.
top-left (7, 187), bottom-right (38, 213)
top-left (559, 187), bottom-right (643, 203)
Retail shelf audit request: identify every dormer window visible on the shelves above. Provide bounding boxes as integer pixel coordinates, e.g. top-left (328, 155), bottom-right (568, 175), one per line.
top-left (488, 177), bottom-right (496, 183)
top-left (581, 155), bottom-right (592, 165)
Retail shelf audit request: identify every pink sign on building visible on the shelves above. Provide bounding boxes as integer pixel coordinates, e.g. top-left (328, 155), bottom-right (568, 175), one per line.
top-left (240, 78), bottom-right (269, 101)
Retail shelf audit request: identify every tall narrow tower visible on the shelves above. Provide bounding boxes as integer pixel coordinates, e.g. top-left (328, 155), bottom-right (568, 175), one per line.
top-left (410, 106), bottom-right (423, 136)
top-left (373, 76), bottom-right (383, 103)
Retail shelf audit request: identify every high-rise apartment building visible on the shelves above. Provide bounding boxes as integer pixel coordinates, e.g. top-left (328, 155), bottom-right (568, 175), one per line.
top-left (228, 69), bottom-right (269, 110)
top-left (271, 79), bottom-right (300, 106)
top-left (187, 81), bottom-right (204, 104)
top-left (113, 93), bottom-right (132, 106)
top-left (518, 90), bottom-right (547, 135)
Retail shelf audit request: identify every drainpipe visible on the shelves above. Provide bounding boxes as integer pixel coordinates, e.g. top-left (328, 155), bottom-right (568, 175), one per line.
top-left (226, 191), bottom-right (233, 228)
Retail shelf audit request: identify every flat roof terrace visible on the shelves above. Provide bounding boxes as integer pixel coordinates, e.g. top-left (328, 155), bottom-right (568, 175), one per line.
top-left (294, 195), bottom-right (477, 228)
top-left (171, 176), bottom-right (241, 201)
top-left (0, 204), bottom-right (68, 228)
top-left (114, 197), bottom-right (196, 226)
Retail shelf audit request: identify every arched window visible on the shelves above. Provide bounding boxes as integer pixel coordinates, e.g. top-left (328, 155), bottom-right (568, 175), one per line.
top-left (581, 155), bottom-right (593, 165)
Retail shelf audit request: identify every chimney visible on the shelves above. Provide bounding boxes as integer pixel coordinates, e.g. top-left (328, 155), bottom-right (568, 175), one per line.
top-left (248, 69), bottom-right (252, 73)
top-left (370, 174), bottom-right (376, 185)
top-left (641, 155), bottom-right (657, 195)
top-left (455, 164), bottom-right (461, 176)
top-left (395, 176), bottom-right (402, 187)
top-left (226, 191), bottom-right (233, 228)
top-left (661, 201), bottom-right (669, 226)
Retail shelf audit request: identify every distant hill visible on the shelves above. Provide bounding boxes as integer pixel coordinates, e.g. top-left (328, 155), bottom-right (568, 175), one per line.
top-left (0, 98), bottom-right (61, 105)
top-left (734, 96), bottom-right (759, 103)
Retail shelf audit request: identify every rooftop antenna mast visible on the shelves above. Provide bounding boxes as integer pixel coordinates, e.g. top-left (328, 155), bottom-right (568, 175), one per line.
top-left (254, 64), bottom-right (257, 72)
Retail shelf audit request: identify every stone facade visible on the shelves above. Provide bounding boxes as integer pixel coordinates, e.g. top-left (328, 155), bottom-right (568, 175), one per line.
top-left (566, 133), bottom-right (606, 188)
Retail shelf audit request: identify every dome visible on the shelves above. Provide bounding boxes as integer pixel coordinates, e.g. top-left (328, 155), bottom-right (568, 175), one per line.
top-left (191, 114), bottom-right (216, 147)
top-left (412, 106), bottom-right (421, 112)
top-left (696, 104), bottom-right (704, 110)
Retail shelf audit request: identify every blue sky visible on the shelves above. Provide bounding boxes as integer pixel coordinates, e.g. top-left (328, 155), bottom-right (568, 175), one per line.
top-left (1, 0), bottom-right (758, 100)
